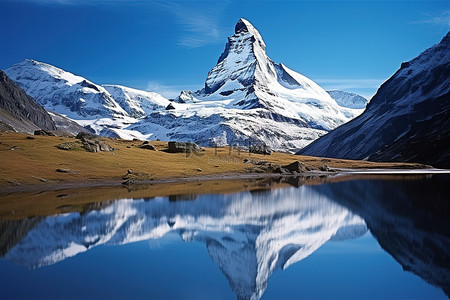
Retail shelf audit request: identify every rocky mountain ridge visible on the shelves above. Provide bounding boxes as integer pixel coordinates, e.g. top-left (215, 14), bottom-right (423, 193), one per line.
top-left (299, 31), bottom-right (450, 168)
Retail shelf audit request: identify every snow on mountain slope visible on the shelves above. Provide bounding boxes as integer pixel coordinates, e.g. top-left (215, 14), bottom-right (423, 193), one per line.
top-left (4, 186), bottom-right (366, 300)
top-left (327, 90), bottom-right (368, 109)
top-left (299, 31), bottom-right (450, 165)
top-left (196, 19), bottom-right (355, 130)
top-left (4, 19), bottom-right (367, 151)
top-left (131, 19), bottom-right (366, 151)
top-left (4, 60), bottom-right (168, 140)
top-left (326, 90), bottom-right (368, 119)
top-left (5, 60), bottom-right (127, 119)
top-left (102, 85), bottom-right (170, 118)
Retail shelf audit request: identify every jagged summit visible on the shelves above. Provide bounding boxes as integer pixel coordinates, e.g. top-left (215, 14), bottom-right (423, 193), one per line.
top-left (234, 18), bottom-right (266, 49)
top-left (235, 18), bottom-right (251, 33)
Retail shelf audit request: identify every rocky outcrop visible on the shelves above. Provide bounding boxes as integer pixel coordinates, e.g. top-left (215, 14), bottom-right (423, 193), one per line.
top-left (75, 132), bottom-right (114, 153)
top-left (167, 141), bottom-right (203, 153)
top-left (0, 70), bottom-right (56, 133)
top-left (138, 141), bottom-right (156, 150)
top-left (249, 143), bottom-right (272, 155)
top-left (34, 129), bottom-right (56, 136)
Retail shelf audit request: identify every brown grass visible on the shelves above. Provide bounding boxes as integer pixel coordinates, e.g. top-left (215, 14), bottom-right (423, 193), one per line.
top-left (0, 132), bottom-right (427, 191)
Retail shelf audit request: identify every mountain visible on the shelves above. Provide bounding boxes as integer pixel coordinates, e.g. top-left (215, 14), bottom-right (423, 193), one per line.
top-left (5, 60), bottom-right (169, 140)
top-left (5, 60), bottom-right (127, 119)
top-left (3, 186), bottom-right (366, 300)
top-left (132, 19), bottom-right (366, 151)
top-left (327, 90), bottom-right (368, 109)
top-left (299, 32), bottom-right (450, 168)
top-left (102, 84), bottom-right (170, 118)
top-left (5, 19), bottom-right (366, 152)
top-left (0, 70), bottom-right (56, 133)
top-left (0, 70), bottom-right (89, 135)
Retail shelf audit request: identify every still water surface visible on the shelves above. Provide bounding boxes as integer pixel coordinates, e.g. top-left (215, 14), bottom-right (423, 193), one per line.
top-left (1, 175), bottom-right (449, 299)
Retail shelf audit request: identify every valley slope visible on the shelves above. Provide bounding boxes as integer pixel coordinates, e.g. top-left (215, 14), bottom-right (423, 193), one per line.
top-left (299, 32), bottom-right (450, 168)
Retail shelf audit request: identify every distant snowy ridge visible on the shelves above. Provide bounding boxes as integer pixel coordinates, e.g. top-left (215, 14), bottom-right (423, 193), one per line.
top-left (327, 90), bottom-right (368, 109)
top-left (5, 19), bottom-right (367, 152)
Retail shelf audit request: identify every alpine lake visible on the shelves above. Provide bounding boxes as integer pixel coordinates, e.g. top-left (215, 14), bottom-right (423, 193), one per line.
top-left (1, 173), bottom-right (449, 300)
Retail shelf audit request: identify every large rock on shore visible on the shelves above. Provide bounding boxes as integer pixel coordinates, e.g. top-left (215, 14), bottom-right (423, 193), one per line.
top-left (75, 132), bottom-right (114, 153)
top-left (167, 141), bottom-right (203, 153)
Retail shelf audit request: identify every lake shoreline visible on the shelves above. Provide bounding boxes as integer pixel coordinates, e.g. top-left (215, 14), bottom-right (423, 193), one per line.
top-left (2, 167), bottom-right (449, 195)
top-left (1, 132), bottom-right (445, 195)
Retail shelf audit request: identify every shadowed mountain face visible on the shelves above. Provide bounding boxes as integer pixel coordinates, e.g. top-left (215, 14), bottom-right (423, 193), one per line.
top-left (2, 176), bottom-right (449, 299)
top-left (299, 32), bottom-right (450, 168)
top-left (0, 70), bottom-right (56, 133)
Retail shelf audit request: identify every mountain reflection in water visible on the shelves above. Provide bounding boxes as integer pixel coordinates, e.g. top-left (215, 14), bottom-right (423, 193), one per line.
top-left (1, 175), bottom-right (449, 299)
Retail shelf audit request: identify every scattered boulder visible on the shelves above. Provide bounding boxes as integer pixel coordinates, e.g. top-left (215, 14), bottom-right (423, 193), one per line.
top-left (249, 144), bottom-right (272, 155)
top-left (283, 161), bottom-right (311, 173)
top-left (25, 136), bottom-right (35, 140)
top-left (318, 163), bottom-right (330, 172)
top-left (243, 159), bottom-right (279, 173)
top-left (197, 168), bottom-right (203, 172)
top-left (32, 176), bottom-right (48, 182)
top-left (56, 142), bottom-right (80, 150)
top-left (55, 168), bottom-right (78, 174)
top-left (122, 169), bottom-right (153, 185)
top-left (75, 131), bottom-right (114, 153)
top-left (274, 167), bottom-right (290, 174)
top-left (138, 141), bottom-right (157, 151)
top-left (167, 141), bottom-right (203, 153)
top-left (274, 161), bottom-right (334, 174)
top-left (75, 132), bottom-right (97, 140)
top-left (34, 130), bottom-right (56, 136)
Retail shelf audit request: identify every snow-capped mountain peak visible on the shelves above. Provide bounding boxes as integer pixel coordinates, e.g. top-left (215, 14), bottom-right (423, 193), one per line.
top-left (235, 18), bottom-right (266, 49)
top-left (4, 19), bottom-right (368, 151)
top-left (5, 59), bottom-right (128, 119)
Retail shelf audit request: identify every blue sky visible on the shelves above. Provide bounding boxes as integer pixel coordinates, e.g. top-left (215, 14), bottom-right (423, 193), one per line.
top-left (0, 0), bottom-right (449, 99)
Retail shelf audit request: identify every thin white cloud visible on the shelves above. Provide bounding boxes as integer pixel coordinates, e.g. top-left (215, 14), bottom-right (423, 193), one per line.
top-left (414, 10), bottom-right (450, 28)
top-left (12, 0), bottom-right (230, 48)
top-left (146, 80), bottom-right (200, 99)
top-left (315, 78), bottom-right (385, 89)
top-left (314, 78), bottom-right (386, 100)
top-left (156, 1), bottom-right (229, 48)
